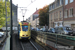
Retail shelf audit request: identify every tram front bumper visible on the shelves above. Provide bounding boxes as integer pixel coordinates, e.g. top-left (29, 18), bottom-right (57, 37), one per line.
top-left (19, 36), bottom-right (31, 39)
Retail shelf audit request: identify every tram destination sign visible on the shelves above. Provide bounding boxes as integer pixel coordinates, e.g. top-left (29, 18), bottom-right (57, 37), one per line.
top-left (22, 22), bottom-right (28, 25)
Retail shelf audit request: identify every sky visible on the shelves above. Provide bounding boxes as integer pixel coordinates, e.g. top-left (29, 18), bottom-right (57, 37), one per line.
top-left (12, 0), bottom-right (55, 22)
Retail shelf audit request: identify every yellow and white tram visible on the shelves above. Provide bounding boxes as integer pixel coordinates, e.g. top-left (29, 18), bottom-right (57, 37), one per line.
top-left (18, 21), bottom-right (31, 40)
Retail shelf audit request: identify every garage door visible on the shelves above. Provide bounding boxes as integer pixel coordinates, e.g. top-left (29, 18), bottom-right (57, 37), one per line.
top-left (71, 24), bottom-right (75, 31)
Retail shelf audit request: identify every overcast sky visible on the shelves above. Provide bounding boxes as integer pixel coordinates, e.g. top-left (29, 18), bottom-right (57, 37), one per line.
top-left (12, 0), bottom-right (55, 22)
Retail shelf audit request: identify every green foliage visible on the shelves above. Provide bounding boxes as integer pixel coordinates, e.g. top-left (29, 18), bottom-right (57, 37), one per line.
top-left (39, 5), bottom-right (49, 26)
top-left (0, 1), bottom-right (10, 28)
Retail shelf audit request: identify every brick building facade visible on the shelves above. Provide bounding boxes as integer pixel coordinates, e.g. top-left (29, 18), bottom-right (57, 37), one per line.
top-left (64, 0), bottom-right (75, 31)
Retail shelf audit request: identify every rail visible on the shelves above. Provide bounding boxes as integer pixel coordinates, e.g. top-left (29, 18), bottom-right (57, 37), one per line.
top-left (20, 40), bottom-right (38, 50)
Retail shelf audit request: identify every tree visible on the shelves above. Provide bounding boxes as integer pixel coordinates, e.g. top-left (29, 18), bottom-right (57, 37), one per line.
top-left (0, 1), bottom-right (10, 28)
top-left (39, 5), bottom-right (49, 26)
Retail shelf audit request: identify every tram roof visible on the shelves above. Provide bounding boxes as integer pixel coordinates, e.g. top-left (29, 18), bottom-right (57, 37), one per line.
top-left (19, 22), bottom-right (30, 25)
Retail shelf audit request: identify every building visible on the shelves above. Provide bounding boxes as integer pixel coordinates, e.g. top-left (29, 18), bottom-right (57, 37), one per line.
top-left (7, 4), bottom-right (18, 27)
top-left (49, 0), bottom-right (63, 28)
top-left (64, 0), bottom-right (75, 31)
top-left (12, 4), bottom-right (18, 27)
top-left (28, 9), bottom-right (39, 28)
top-left (26, 17), bottom-right (30, 22)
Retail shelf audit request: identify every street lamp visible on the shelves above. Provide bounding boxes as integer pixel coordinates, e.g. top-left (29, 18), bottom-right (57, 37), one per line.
top-left (23, 16), bottom-right (24, 21)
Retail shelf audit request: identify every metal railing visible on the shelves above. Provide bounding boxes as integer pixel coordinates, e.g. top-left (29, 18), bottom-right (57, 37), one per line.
top-left (31, 31), bottom-right (75, 46)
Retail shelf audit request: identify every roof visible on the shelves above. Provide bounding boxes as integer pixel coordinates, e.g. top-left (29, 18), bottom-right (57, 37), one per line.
top-left (33, 10), bottom-right (39, 14)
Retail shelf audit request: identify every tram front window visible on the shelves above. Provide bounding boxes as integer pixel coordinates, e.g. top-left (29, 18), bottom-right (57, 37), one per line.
top-left (22, 26), bottom-right (28, 31)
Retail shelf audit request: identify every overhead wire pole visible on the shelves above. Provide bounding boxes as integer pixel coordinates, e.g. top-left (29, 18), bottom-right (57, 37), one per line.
top-left (10, 0), bottom-right (13, 50)
top-left (18, 7), bottom-right (27, 21)
top-left (21, 9), bottom-right (25, 21)
top-left (18, 0), bottom-right (36, 21)
top-left (23, 9), bottom-right (27, 21)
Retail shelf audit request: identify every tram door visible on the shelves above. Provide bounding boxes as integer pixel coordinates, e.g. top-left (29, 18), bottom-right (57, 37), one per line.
top-left (71, 24), bottom-right (75, 31)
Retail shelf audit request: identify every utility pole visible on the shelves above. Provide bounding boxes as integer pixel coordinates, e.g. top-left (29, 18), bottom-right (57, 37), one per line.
top-left (5, 0), bottom-right (8, 37)
top-left (10, 0), bottom-right (13, 50)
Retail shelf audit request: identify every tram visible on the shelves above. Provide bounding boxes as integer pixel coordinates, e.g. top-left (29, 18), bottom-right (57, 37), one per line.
top-left (18, 21), bottom-right (31, 40)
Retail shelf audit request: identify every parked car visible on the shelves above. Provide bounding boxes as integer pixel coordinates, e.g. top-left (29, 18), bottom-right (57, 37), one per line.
top-left (48, 28), bottom-right (57, 33)
top-left (36, 28), bottom-right (40, 31)
top-left (0, 29), bottom-right (3, 32)
top-left (0, 32), bottom-right (4, 37)
top-left (31, 27), bottom-right (36, 31)
top-left (40, 28), bottom-right (43, 31)
top-left (55, 26), bottom-right (73, 35)
top-left (40, 28), bottom-right (48, 32)
top-left (31, 27), bottom-right (34, 30)
top-left (72, 31), bottom-right (75, 36)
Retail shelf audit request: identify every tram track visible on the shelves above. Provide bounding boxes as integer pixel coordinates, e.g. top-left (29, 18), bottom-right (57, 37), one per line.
top-left (14, 34), bottom-right (43, 50)
top-left (29, 40), bottom-right (38, 50)
top-left (20, 40), bottom-right (38, 50)
top-left (20, 42), bottom-right (24, 50)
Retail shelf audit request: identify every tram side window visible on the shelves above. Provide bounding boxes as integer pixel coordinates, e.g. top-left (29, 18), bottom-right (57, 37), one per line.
top-left (22, 26), bottom-right (28, 31)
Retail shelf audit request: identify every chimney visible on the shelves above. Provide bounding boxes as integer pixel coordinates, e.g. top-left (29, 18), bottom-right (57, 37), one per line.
top-left (36, 8), bottom-right (37, 11)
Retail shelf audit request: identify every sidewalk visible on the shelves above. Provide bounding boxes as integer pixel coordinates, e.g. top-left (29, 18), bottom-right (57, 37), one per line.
top-left (2, 32), bottom-right (10, 50)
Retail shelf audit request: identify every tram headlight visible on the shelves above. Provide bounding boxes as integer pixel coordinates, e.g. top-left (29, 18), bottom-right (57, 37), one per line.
top-left (26, 35), bottom-right (28, 36)
top-left (22, 35), bottom-right (25, 36)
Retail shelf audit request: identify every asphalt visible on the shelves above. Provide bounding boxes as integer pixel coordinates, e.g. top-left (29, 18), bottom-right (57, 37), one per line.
top-left (13, 34), bottom-right (22, 50)
top-left (13, 34), bottom-right (44, 50)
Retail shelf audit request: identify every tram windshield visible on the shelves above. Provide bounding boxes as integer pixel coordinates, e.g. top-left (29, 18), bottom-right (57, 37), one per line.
top-left (22, 26), bottom-right (28, 31)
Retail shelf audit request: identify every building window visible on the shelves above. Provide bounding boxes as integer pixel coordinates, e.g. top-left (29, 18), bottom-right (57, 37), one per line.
top-left (65, 0), bottom-right (68, 5)
top-left (51, 14), bottom-right (52, 21)
top-left (64, 10), bottom-right (68, 18)
top-left (54, 13), bottom-right (56, 20)
top-left (60, 0), bottom-right (63, 5)
top-left (52, 3), bottom-right (55, 9)
top-left (60, 0), bottom-right (62, 5)
top-left (49, 5), bottom-right (52, 11)
top-left (60, 11), bottom-right (62, 18)
top-left (69, 8), bottom-right (73, 17)
top-left (57, 0), bottom-right (60, 7)
top-left (55, 13), bottom-right (57, 19)
top-left (57, 12), bottom-right (58, 19)
top-left (70, 0), bottom-right (74, 3)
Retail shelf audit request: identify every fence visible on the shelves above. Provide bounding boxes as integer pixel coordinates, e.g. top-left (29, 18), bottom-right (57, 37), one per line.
top-left (31, 30), bottom-right (75, 50)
